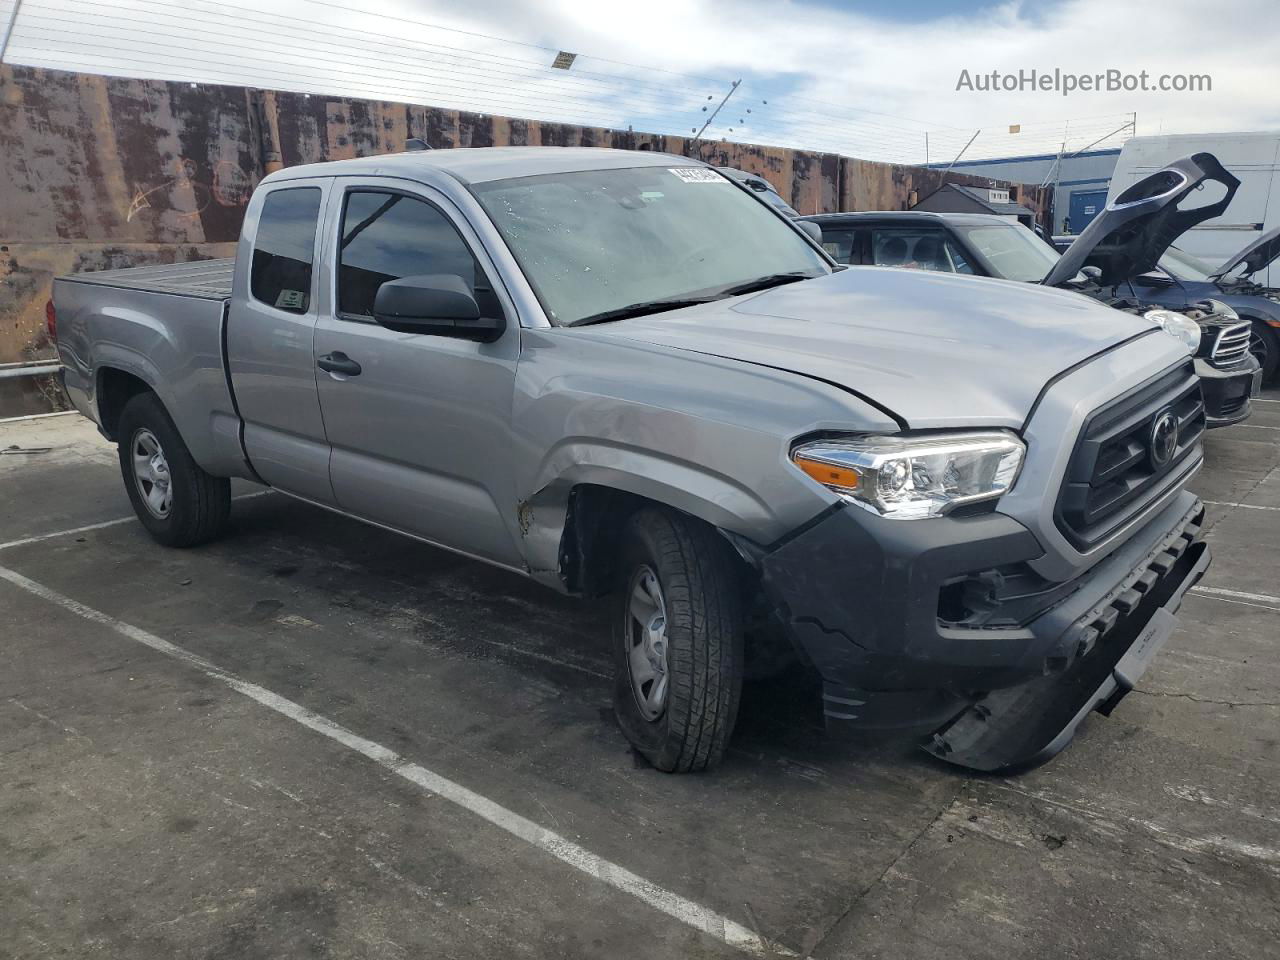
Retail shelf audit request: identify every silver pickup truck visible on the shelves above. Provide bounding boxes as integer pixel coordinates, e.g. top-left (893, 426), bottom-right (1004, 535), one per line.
top-left (51, 147), bottom-right (1211, 774)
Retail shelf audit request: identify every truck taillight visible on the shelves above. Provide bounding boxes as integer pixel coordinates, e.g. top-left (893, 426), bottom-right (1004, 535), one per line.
top-left (45, 299), bottom-right (57, 343)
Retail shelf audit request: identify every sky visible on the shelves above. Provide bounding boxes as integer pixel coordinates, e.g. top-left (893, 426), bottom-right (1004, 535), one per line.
top-left (2, 0), bottom-right (1277, 164)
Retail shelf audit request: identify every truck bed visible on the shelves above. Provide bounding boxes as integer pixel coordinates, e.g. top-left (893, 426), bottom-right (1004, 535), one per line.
top-left (58, 258), bottom-right (235, 300)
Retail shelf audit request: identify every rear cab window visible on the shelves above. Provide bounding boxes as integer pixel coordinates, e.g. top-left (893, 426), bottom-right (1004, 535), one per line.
top-left (250, 187), bottom-right (323, 313)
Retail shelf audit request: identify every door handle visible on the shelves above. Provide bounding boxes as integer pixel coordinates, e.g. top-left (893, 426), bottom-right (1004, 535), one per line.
top-left (317, 352), bottom-right (362, 377)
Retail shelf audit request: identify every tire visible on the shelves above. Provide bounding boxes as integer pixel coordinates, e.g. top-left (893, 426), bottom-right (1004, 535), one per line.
top-left (117, 392), bottom-right (231, 547)
top-left (1249, 320), bottom-right (1279, 383)
top-left (611, 507), bottom-right (745, 773)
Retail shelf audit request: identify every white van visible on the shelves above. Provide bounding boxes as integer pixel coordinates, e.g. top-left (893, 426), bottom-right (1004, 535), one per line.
top-left (1108, 132), bottom-right (1280, 286)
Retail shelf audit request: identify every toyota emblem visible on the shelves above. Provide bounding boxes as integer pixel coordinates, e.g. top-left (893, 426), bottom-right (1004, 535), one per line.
top-left (1148, 409), bottom-right (1179, 469)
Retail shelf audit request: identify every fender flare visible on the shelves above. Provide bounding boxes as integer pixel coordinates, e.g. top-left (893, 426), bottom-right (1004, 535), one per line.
top-left (91, 346), bottom-right (169, 435)
top-left (519, 442), bottom-right (778, 591)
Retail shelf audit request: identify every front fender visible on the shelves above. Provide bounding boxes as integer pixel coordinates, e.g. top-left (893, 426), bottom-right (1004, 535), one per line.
top-left (511, 328), bottom-right (896, 590)
top-left (519, 440), bottom-right (783, 587)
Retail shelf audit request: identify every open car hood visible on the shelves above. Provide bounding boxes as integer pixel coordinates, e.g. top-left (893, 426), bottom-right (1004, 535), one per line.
top-left (1211, 223), bottom-right (1280, 281)
top-left (1043, 152), bottom-right (1240, 288)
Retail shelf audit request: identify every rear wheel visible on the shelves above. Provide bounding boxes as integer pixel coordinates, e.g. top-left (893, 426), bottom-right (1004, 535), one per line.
top-left (1249, 320), bottom-right (1278, 382)
top-left (117, 392), bottom-right (231, 547)
top-left (611, 508), bottom-right (745, 773)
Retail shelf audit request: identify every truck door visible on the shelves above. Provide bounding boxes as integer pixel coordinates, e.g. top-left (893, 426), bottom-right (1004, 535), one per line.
top-left (226, 178), bottom-right (337, 505)
top-left (312, 179), bottom-right (524, 568)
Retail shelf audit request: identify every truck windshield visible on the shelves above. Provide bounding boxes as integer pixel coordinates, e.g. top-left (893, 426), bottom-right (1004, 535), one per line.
top-left (472, 166), bottom-right (829, 326)
top-left (954, 223), bottom-right (1061, 283)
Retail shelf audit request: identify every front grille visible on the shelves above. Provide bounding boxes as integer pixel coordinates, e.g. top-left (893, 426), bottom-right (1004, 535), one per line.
top-left (1056, 362), bottom-right (1204, 550)
top-left (1209, 321), bottom-right (1251, 368)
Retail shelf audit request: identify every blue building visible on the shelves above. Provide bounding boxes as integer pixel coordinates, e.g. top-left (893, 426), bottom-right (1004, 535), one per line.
top-left (924, 148), bottom-right (1120, 235)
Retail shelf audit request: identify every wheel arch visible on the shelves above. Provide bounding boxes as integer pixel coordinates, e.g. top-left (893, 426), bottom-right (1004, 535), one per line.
top-left (96, 365), bottom-right (159, 440)
top-left (1239, 312), bottom-right (1280, 379)
top-left (520, 456), bottom-right (775, 596)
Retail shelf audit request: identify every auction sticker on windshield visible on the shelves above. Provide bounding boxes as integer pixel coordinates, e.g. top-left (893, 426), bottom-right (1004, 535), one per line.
top-left (668, 168), bottom-right (726, 183)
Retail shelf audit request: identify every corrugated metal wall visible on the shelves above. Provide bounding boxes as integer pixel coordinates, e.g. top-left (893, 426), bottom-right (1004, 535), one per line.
top-left (1, 64), bottom-right (1050, 369)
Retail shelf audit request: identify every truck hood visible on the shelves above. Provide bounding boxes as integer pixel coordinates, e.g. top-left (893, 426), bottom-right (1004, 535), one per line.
top-left (1212, 224), bottom-right (1280, 281)
top-left (588, 267), bottom-right (1154, 429)
top-left (1044, 152), bottom-right (1240, 288)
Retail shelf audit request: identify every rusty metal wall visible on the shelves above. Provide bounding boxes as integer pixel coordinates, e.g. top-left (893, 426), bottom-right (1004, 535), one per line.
top-left (1, 64), bottom-right (1050, 370)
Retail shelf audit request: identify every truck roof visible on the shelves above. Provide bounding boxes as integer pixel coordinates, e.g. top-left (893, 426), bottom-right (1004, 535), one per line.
top-left (263, 146), bottom-right (698, 186)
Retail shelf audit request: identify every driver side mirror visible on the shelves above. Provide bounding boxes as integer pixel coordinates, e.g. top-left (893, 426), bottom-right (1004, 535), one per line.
top-left (372, 274), bottom-right (505, 342)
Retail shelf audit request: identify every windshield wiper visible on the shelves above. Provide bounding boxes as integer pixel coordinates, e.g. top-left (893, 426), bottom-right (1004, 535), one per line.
top-left (565, 272), bottom-right (823, 327)
top-left (567, 297), bottom-right (717, 327)
top-left (713, 271), bottom-right (822, 297)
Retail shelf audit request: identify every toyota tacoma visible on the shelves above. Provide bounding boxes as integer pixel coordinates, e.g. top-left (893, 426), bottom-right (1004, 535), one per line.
top-left (51, 147), bottom-right (1211, 773)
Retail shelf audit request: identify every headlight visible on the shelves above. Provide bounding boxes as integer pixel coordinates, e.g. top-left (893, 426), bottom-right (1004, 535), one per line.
top-left (1143, 308), bottom-right (1201, 353)
top-left (790, 431), bottom-right (1025, 519)
top-left (1202, 298), bottom-right (1239, 320)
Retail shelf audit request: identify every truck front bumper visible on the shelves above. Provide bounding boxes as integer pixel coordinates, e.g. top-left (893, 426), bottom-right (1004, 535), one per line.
top-left (759, 491), bottom-right (1209, 772)
top-left (1197, 355), bottom-right (1261, 428)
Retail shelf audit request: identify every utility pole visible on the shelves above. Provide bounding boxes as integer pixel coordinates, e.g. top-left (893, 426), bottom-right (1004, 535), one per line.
top-left (690, 79), bottom-right (741, 156)
top-left (924, 132), bottom-right (929, 166)
top-left (0, 0), bottom-right (25, 64)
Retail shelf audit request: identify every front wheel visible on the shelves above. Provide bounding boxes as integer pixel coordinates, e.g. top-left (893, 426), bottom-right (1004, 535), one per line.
top-left (117, 392), bottom-right (231, 547)
top-left (611, 508), bottom-right (745, 773)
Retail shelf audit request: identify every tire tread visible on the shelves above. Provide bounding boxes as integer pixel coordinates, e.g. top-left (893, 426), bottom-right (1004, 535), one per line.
top-left (117, 392), bottom-right (231, 548)
top-left (616, 508), bottom-right (744, 773)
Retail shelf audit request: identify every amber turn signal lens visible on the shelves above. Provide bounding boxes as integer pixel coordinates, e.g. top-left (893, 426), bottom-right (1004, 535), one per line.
top-left (793, 455), bottom-right (860, 491)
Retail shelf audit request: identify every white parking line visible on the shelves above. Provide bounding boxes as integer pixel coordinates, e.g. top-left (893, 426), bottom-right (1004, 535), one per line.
top-left (1192, 585), bottom-right (1280, 608)
top-left (0, 564), bottom-right (787, 958)
top-left (0, 490), bottom-right (275, 552)
top-left (1202, 501), bottom-right (1280, 512)
top-left (1231, 423), bottom-right (1280, 431)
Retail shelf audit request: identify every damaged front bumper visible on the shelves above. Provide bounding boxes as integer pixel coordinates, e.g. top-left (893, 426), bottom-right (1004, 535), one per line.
top-left (759, 491), bottom-right (1210, 773)
top-left (1197, 355), bottom-right (1261, 428)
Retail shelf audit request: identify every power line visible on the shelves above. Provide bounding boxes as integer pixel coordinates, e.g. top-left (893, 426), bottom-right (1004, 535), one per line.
top-left (37, 0), bottom-right (971, 157)
top-left (18, 9), bottom-right (706, 121)
top-left (300, 0), bottom-right (730, 87)
top-left (12, 18), bottom-right (716, 130)
top-left (9, 0), bottom-right (1140, 168)
top-left (33, 0), bottom-right (721, 108)
top-left (142, 0), bottom-right (726, 100)
top-left (10, 36), bottom-right (649, 129)
top-left (25, 0), bottom-right (962, 162)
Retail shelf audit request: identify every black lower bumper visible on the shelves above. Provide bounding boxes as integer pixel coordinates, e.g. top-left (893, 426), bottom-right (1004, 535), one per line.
top-left (759, 492), bottom-right (1210, 772)
top-left (1197, 355), bottom-right (1261, 427)
top-left (923, 531), bottom-right (1208, 772)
